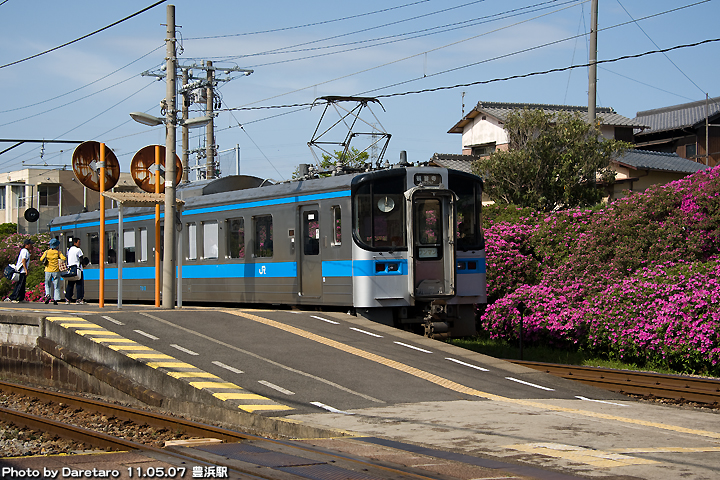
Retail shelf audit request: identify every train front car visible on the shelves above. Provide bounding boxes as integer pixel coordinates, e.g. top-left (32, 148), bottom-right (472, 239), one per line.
top-left (351, 166), bottom-right (486, 337)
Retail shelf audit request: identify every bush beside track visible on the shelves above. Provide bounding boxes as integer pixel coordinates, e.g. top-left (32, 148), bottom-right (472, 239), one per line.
top-left (477, 166), bottom-right (720, 377)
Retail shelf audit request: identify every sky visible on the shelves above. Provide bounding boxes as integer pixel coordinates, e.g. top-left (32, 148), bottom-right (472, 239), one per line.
top-left (1, 0), bottom-right (718, 183)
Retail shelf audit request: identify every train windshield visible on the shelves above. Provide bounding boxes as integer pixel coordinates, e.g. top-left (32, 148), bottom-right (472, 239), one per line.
top-left (353, 171), bottom-right (407, 251)
top-left (448, 172), bottom-right (484, 251)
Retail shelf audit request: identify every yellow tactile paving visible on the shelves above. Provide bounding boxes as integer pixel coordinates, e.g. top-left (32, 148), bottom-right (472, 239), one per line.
top-left (190, 382), bottom-right (242, 389)
top-left (213, 392), bottom-right (269, 401)
top-left (146, 362), bottom-right (197, 369)
top-left (226, 309), bottom-right (720, 441)
top-left (108, 345), bottom-right (154, 351)
top-left (125, 353), bottom-right (175, 359)
top-left (44, 314), bottom-right (293, 413)
top-left (90, 338), bottom-right (139, 344)
top-left (168, 371), bottom-right (220, 379)
top-left (241, 405), bottom-right (295, 412)
top-left (76, 330), bottom-right (120, 336)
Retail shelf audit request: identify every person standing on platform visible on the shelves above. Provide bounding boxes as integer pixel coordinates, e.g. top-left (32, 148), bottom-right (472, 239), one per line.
top-left (65, 237), bottom-right (86, 305)
top-left (40, 238), bottom-right (66, 305)
top-left (6, 238), bottom-right (33, 303)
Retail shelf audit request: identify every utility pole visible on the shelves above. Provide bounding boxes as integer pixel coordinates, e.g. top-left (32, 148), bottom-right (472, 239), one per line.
top-left (162, 3), bottom-right (177, 309)
top-left (206, 60), bottom-right (215, 179)
top-left (588, 0), bottom-right (598, 124)
top-left (181, 68), bottom-right (190, 183)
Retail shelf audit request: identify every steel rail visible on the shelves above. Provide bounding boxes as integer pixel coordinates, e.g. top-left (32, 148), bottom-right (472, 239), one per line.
top-left (510, 360), bottom-right (720, 405)
top-left (0, 381), bottom-right (443, 480)
top-left (0, 380), bottom-right (250, 442)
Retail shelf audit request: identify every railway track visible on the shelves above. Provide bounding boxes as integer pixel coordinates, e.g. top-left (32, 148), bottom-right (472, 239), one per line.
top-left (510, 360), bottom-right (720, 405)
top-left (0, 381), bottom-right (459, 480)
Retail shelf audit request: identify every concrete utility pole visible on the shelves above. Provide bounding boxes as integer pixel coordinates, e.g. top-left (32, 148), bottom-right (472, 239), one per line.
top-left (181, 68), bottom-right (190, 183)
top-left (206, 60), bottom-right (215, 179)
top-left (588, 0), bottom-right (598, 124)
top-left (162, 3), bottom-right (177, 309)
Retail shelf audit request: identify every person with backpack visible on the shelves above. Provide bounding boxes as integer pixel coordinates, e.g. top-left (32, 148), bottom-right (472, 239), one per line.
top-left (40, 238), bottom-right (66, 305)
top-left (5, 238), bottom-right (33, 303)
top-left (65, 237), bottom-right (86, 305)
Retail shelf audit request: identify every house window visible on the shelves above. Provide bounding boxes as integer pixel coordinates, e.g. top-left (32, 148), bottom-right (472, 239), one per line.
top-left (227, 218), bottom-right (245, 259)
top-left (12, 186), bottom-right (25, 207)
top-left (203, 221), bottom-right (219, 259)
top-left (0, 187), bottom-right (5, 210)
top-left (187, 223), bottom-right (197, 261)
top-left (254, 215), bottom-right (273, 257)
top-left (39, 185), bottom-right (60, 206)
top-left (471, 143), bottom-right (496, 156)
top-left (686, 143), bottom-right (697, 158)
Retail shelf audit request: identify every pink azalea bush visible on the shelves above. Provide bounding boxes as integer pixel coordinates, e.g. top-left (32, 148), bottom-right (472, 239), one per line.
top-left (479, 166), bottom-right (720, 375)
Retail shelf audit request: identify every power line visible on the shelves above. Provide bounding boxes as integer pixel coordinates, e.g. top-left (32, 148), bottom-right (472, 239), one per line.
top-left (615, 0), bottom-right (706, 96)
top-left (221, 37), bottom-right (720, 114)
top-left (185, 0), bottom-right (430, 40)
top-left (234, 0), bottom-right (578, 67)
top-left (226, 0), bottom-right (584, 111)
top-left (0, 0), bottom-right (166, 69)
top-left (0, 45), bottom-right (164, 114)
top-left (374, 38), bottom-right (720, 100)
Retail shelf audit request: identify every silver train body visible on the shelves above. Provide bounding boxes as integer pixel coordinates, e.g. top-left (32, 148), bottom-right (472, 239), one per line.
top-left (50, 166), bottom-right (486, 336)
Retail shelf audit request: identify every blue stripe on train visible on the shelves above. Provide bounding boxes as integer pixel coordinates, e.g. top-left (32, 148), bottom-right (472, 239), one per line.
top-left (50, 190), bottom-right (351, 231)
top-left (81, 258), bottom-right (484, 280)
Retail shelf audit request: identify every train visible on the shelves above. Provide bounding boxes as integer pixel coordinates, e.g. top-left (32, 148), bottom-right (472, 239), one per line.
top-left (49, 162), bottom-right (486, 337)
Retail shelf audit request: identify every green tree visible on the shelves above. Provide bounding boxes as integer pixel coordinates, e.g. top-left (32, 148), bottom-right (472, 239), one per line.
top-left (293, 147), bottom-right (369, 179)
top-left (319, 146), bottom-right (369, 169)
top-left (473, 109), bottom-right (630, 211)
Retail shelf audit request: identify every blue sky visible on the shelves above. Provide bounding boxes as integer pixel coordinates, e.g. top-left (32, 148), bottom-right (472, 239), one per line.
top-left (1, 0), bottom-right (718, 182)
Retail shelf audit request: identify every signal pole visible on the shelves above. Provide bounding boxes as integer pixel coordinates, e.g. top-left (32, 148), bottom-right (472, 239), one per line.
top-left (181, 68), bottom-right (190, 183)
top-left (162, 3), bottom-right (177, 309)
top-left (206, 60), bottom-right (215, 179)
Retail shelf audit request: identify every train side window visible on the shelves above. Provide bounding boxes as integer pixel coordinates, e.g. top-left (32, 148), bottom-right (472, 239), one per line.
top-left (139, 228), bottom-right (148, 262)
top-left (106, 231), bottom-right (118, 264)
top-left (203, 221), bottom-right (219, 260)
top-left (331, 206), bottom-right (341, 246)
top-left (303, 210), bottom-right (319, 256)
top-left (227, 218), bottom-right (245, 259)
top-left (187, 223), bottom-right (197, 261)
top-left (123, 229), bottom-right (135, 263)
top-left (254, 215), bottom-right (273, 258)
top-left (89, 233), bottom-right (99, 265)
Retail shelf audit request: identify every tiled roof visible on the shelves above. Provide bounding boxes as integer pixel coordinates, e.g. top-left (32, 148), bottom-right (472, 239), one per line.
top-left (429, 153), bottom-right (476, 173)
top-left (634, 96), bottom-right (720, 136)
top-left (617, 150), bottom-right (710, 173)
top-left (449, 101), bottom-right (644, 133)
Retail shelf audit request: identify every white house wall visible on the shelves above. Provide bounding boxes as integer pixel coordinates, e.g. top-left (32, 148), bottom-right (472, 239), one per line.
top-left (461, 115), bottom-right (508, 149)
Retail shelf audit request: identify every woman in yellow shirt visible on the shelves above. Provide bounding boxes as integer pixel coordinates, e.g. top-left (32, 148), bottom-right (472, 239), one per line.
top-left (40, 238), bottom-right (66, 305)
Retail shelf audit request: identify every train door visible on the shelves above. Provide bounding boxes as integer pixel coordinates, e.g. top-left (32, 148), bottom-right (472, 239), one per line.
top-left (408, 191), bottom-right (455, 298)
top-left (299, 206), bottom-right (322, 297)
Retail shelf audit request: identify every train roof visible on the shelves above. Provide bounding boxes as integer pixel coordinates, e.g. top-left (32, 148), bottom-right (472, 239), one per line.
top-left (50, 166), bottom-right (482, 228)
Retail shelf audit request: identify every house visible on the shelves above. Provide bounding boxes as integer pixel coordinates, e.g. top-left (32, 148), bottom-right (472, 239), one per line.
top-left (633, 96), bottom-right (720, 167)
top-left (447, 101), bottom-right (643, 156)
top-left (436, 101), bottom-right (710, 203)
top-left (0, 168), bottom-right (140, 234)
top-left (607, 150), bottom-right (709, 200)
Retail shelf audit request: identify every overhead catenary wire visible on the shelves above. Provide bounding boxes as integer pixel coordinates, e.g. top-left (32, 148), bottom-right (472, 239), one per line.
top-left (185, 0), bottom-right (431, 40)
top-left (615, 0), bottom-right (707, 96)
top-left (0, 0), bottom-right (167, 70)
top-left (218, 37), bottom-right (720, 123)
